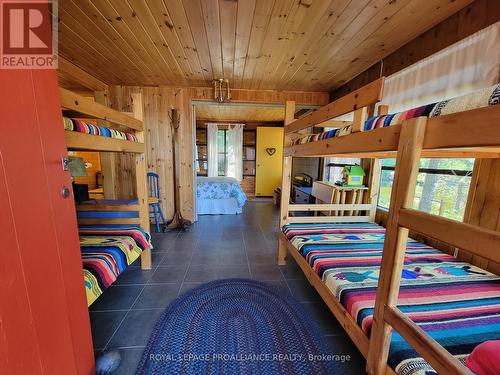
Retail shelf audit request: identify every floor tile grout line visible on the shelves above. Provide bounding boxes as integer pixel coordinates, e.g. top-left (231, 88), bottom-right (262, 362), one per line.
top-left (242, 230), bottom-right (252, 278)
top-left (179, 242), bottom-right (196, 293)
top-left (102, 229), bottom-right (181, 351)
top-left (279, 267), bottom-right (295, 296)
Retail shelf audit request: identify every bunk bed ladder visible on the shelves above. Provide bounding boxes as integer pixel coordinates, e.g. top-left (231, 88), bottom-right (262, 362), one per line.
top-left (366, 117), bottom-right (474, 375)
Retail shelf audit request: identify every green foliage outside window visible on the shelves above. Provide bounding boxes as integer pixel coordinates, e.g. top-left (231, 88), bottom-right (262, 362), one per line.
top-left (378, 158), bottom-right (474, 221)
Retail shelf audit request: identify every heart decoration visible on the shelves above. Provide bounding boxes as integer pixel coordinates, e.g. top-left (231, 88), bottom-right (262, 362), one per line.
top-left (266, 147), bottom-right (276, 156)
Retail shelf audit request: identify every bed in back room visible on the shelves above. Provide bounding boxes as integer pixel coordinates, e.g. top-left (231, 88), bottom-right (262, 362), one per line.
top-left (196, 176), bottom-right (247, 215)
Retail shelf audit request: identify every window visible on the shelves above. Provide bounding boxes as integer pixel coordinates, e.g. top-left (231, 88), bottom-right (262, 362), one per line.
top-left (378, 158), bottom-right (474, 221)
top-left (324, 157), bottom-right (361, 184)
top-left (217, 129), bottom-right (227, 176)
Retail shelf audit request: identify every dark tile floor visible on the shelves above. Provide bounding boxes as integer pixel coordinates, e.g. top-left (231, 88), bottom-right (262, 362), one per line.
top-left (90, 201), bottom-right (365, 374)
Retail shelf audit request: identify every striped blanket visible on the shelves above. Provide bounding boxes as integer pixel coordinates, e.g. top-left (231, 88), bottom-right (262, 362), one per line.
top-left (80, 227), bottom-right (151, 305)
top-left (63, 116), bottom-right (138, 142)
top-left (282, 222), bottom-right (500, 375)
top-left (292, 83), bottom-right (500, 145)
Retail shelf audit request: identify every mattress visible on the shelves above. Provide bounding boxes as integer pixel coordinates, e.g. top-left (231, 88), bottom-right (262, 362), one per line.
top-left (79, 226), bottom-right (151, 306)
top-left (196, 177), bottom-right (247, 215)
top-left (63, 116), bottom-right (138, 142)
top-left (292, 83), bottom-right (500, 145)
top-left (282, 222), bottom-right (500, 375)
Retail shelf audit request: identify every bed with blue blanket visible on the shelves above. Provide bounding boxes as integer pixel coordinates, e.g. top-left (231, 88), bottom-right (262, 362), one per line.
top-left (282, 222), bottom-right (500, 375)
top-left (196, 177), bottom-right (247, 215)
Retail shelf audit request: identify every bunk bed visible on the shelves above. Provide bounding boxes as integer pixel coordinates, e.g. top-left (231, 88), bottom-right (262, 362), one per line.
top-left (278, 78), bottom-right (500, 375)
top-left (60, 88), bottom-right (152, 306)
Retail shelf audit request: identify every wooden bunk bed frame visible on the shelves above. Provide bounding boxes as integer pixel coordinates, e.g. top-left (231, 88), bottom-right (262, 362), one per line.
top-left (278, 78), bottom-right (500, 375)
top-left (60, 88), bottom-right (152, 270)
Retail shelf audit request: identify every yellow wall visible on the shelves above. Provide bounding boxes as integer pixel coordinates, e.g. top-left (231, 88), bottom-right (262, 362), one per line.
top-left (255, 127), bottom-right (283, 196)
top-left (68, 151), bottom-right (101, 190)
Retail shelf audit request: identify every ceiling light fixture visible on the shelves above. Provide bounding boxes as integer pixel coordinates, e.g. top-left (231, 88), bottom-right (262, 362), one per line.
top-left (213, 78), bottom-right (231, 103)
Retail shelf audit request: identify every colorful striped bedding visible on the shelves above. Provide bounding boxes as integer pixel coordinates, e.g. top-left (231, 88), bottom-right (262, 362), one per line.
top-left (63, 116), bottom-right (138, 142)
top-left (80, 226), bottom-right (151, 306)
top-left (282, 222), bottom-right (500, 375)
top-left (292, 83), bottom-right (500, 145)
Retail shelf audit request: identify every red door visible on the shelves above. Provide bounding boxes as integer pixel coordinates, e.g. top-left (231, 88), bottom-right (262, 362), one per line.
top-left (0, 70), bottom-right (95, 374)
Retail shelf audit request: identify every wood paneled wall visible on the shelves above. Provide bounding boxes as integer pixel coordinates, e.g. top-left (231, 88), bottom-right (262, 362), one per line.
top-left (69, 151), bottom-right (101, 190)
top-left (105, 86), bottom-right (328, 223)
top-left (330, 0), bottom-right (500, 100)
top-left (190, 88), bottom-right (329, 105)
top-left (106, 86), bottom-right (192, 221)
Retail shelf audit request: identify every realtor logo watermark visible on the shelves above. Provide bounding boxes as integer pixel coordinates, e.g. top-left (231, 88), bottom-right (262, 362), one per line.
top-left (0, 0), bottom-right (58, 69)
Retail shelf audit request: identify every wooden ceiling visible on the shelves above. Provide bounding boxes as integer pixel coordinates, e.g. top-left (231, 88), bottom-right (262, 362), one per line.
top-left (58, 0), bottom-right (472, 91)
top-left (195, 104), bottom-right (286, 122)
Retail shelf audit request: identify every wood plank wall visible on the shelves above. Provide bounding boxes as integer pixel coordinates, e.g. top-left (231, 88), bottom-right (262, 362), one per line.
top-left (106, 86), bottom-right (328, 223)
top-left (330, 0), bottom-right (500, 100)
top-left (107, 86), bottom-right (177, 220)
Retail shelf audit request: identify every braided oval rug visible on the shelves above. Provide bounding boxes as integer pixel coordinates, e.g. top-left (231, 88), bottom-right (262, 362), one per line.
top-left (136, 279), bottom-right (343, 374)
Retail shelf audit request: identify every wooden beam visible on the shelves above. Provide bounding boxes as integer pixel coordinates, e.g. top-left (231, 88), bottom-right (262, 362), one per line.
top-left (285, 124), bottom-right (401, 157)
top-left (93, 90), bottom-right (117, 200)
top-left (189, 87), bottom-right (329, 106)
top-left (366, 117), bottom-right (427, 375)
top-left (366, 159), bottom-right (382, 222)
top-left (58, 57), bottom-right (108, 92)
top-left (363, 105), bottom-right (384, 221)
top-left (60, 88), bottom-right (143, 132)
top-left (130, 92), bottom-right (151, 270)
top-left (424, 105), bottom-right (500, 150)
top-left (377, 104), bottom-right (389, 116)
top-left (65, 131), bottom-right (144, 153)
top-left (279, 100), bottom-right (295, 227)
top-left (352, 107), bottom-right (368, 133)
top-left (399, 208), bottom-right (500, 265)
top-left (384, 306), bottom-right (473, 375)
top-left (278, 100), bottom-right (295, 265)
top-left (288, 203), bottom-right (372, 211)
top-left (285, 78), bottom-right (384, 134)
top-left (287, 215), bottom-right (371, 224)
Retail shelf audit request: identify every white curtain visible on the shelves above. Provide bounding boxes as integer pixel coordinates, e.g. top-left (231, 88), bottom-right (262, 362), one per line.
top-left (381, 22), bottom-right (500, 112)
top-left (328, 22), bottom-right (500, 123)
top-left (207, 123), bottom-right (218, 177)
top-left (226, 124), bottom-right (244, 181)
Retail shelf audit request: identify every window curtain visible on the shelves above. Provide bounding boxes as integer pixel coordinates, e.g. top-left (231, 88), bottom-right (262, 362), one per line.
top-left (325, 23), bottom-right (500, 179)
top-left (381, 22), bottom-right (500, 112)
top-left (207, 123), bottom-right (218, 177)
top-left (328, 22), bottom-right (499, 123)
top-left (226, 124), bottom-right (244, 181)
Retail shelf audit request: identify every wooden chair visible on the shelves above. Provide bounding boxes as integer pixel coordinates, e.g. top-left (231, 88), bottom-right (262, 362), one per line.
top-left (147, 172), bottom-right (167, 233)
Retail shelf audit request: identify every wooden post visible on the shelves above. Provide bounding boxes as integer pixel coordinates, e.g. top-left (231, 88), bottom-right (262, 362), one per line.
top-left (131, 92), bottom-right (151, 270)
top-left (366, 159), bottom-right (381, 221)
top-left (93, 90), bottom-right (117, 199)
top-left (278, 100), bottom-right (295, 265)
top-left (365, 104), bottom-right (388, 222)
top-left (352, 107), bottom-right (368, 133)
top-left (366, 117), bottom-right (427, 375)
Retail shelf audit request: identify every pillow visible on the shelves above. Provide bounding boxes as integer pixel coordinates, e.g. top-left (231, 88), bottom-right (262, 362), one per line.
top-left (465, 340), bottom-right (500, 375)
